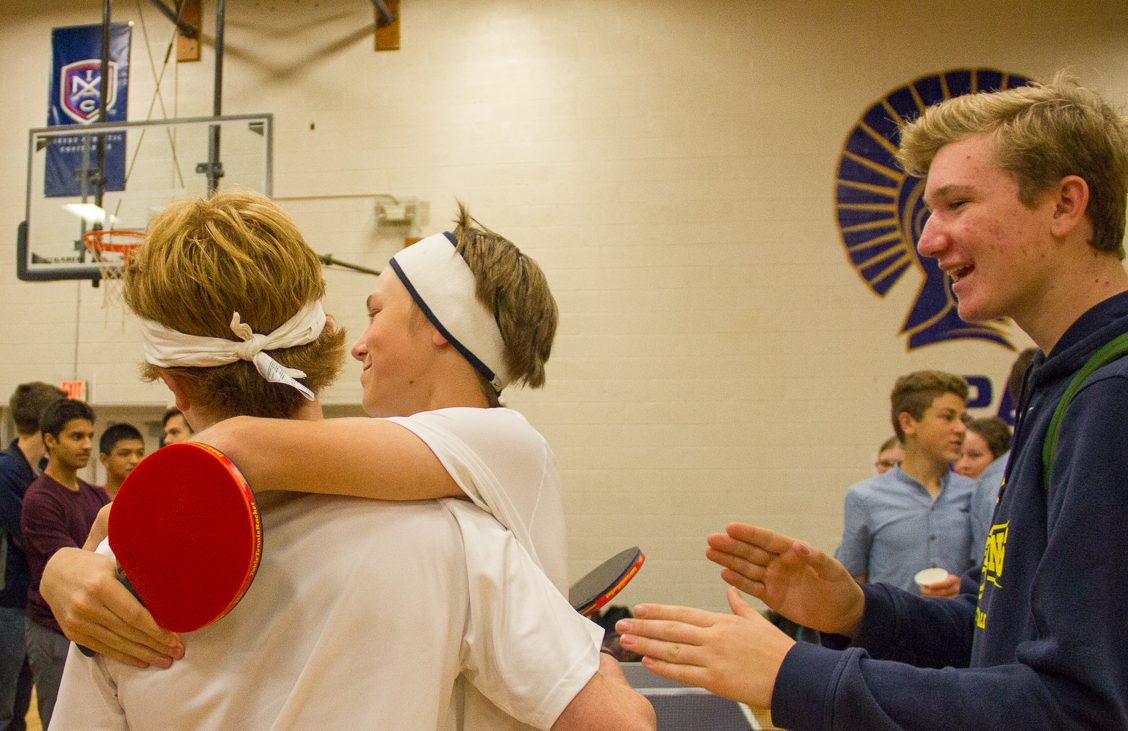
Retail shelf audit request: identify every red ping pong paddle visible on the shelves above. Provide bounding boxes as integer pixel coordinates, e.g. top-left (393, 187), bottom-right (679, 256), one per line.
top-left (569, 546), bottom-right (645, 617)
top-left (107, 442), bottom-right (262, 633)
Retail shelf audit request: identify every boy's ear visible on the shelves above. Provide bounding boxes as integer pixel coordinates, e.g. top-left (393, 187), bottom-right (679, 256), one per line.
top-left (157, 370), bottom-right (192, 412)
top-left (1050, 175), bottom-right (1091, 239)
top-left (897, 411), bottom-right (916, 437)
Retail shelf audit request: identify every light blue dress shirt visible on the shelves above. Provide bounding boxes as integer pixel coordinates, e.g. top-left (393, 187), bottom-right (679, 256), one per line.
top-left (969, 453), bottom-right (1007, 565)
top-left (836, 466), bottom-right (976, 593)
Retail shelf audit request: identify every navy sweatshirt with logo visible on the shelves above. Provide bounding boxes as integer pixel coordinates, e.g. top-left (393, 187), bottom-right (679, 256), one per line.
top-left (772, 291), bottom-right (1128, 730)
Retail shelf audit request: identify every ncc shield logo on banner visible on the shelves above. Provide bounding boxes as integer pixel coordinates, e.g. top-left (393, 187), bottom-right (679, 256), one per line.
top-left (47, 22), bottom-right (131, 197)
top-left (59, 60), bottom-right (120, 124)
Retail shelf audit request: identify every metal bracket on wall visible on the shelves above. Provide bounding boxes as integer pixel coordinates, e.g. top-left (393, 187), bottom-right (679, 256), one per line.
top-left (373, 0), bottom-right (399, 51)
top-left (144, 0), bottom-right (201, 62)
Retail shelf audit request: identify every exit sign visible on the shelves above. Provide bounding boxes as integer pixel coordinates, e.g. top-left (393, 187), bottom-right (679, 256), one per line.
top-left (60, 380), bottom-right (86, 400)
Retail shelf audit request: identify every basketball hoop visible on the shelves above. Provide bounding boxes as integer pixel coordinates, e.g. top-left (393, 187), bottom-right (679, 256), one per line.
top-left (82, 229), bottom-right (143, 308)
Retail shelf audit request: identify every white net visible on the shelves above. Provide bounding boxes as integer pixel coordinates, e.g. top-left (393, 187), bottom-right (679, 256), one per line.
top-left (82, 229), bottom-right (143, 311)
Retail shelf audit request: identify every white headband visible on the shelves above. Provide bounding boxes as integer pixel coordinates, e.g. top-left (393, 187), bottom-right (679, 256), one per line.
top-left (138, 300), bottom-right (327, 400)
top-left (389, 232), bottom-right (510, 392)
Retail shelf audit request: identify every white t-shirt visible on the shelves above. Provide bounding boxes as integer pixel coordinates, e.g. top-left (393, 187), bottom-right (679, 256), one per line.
top-left (387, 407), bottom-right (569, 592)
top-left (51, 494), bottom-right (601, 730)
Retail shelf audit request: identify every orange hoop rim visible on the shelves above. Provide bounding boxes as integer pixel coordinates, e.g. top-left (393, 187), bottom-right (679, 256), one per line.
top-left (82, 229), bottom-right (144, 256)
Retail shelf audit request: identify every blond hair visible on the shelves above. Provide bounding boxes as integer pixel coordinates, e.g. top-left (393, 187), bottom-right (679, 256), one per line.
top-left (124, 191), bottom-right (346, 419)
top-left (890, 370), bottom-right (969, 441)
top-left (897, 73), bottom-right (1128, 257)
top-left (451, 202), bottom-right (558, 395)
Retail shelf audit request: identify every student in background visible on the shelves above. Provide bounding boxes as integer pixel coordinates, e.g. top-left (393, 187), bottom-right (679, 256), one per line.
top-left (964, 416), bottom-right (1012, 566)
top-left (998, 347), bottom-right (1038, 424)
top-left (836, 371), bottom-right (976, 597)
top-left (954, 416), bottom-right (1011, 480)
top-left (0, 382), bottom-right (65, 730)
top-left (97, 423), bottom-right (145, 499)
top-left (20, 399), bottom-right (109, 728)
top-left (159, 408), bottom-right (192, 447)
top-left (872, 435), bottom-right (903, 475)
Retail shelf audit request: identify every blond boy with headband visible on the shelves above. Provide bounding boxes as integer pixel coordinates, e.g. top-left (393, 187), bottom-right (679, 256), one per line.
top-left (49, 191), bottom-right (654, 729)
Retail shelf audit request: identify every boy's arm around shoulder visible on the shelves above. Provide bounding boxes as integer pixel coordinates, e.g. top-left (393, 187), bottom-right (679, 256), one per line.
top-left (194, 415), bottom-right (463, 500)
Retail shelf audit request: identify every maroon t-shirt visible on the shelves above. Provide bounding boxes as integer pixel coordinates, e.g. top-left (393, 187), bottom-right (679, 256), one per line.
top-left (21, 473), bottom-right (109, 634)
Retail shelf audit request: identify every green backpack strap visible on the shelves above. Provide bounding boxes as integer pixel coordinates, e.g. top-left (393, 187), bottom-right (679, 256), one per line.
top-left (1042, 330), bottom-right (1128, 498)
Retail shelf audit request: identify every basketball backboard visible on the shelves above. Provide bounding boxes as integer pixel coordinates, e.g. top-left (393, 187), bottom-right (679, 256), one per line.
top-left (18, 113), bottom-right (272, 281)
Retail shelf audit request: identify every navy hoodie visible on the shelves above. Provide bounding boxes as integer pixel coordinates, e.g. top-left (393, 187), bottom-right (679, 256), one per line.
top-left (772, 291), bottom-right (1128, 730)
top-left (0, 439), bottom-right (33, 609)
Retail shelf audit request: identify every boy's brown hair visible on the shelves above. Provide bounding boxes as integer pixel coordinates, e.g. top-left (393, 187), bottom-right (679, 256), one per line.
top-left (451, 202), bottom-right (558, 398)
top-left (8, 382), bottom-right (67, 435)
top-left (890, 370), bottom-right (969, 440)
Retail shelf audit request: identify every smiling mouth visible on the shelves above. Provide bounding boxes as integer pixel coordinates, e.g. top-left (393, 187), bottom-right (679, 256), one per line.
top-left (948, 265), bottom-right (974, 283)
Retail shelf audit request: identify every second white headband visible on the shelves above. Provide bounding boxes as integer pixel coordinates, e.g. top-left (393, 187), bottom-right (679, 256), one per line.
top-left (389, 232), bottom-right (510, 391)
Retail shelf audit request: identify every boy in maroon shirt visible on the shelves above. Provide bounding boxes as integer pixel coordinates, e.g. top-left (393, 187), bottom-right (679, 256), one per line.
top-left (20, 399), bottom-right (108, 728)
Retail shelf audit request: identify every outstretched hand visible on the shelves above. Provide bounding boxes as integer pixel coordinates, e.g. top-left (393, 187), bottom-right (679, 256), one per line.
top-left (615, 588), bottom-right (794, 709)
top-left (40, 547), bottom-right (183, 669)
top-left (707, 523), bottom-right (865, 637)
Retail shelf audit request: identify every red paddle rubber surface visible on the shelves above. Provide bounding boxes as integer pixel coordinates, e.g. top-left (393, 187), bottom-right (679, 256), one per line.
top-left (108, 442), bottom-right (262, 632)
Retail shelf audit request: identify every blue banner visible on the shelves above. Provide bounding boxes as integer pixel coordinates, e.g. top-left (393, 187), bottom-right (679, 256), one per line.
top-left (46, 23), bottom-right (131, 197)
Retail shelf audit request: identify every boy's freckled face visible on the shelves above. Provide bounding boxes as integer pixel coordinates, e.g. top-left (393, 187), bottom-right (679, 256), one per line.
top-left (917, 133), bottom-right (1059, 327)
